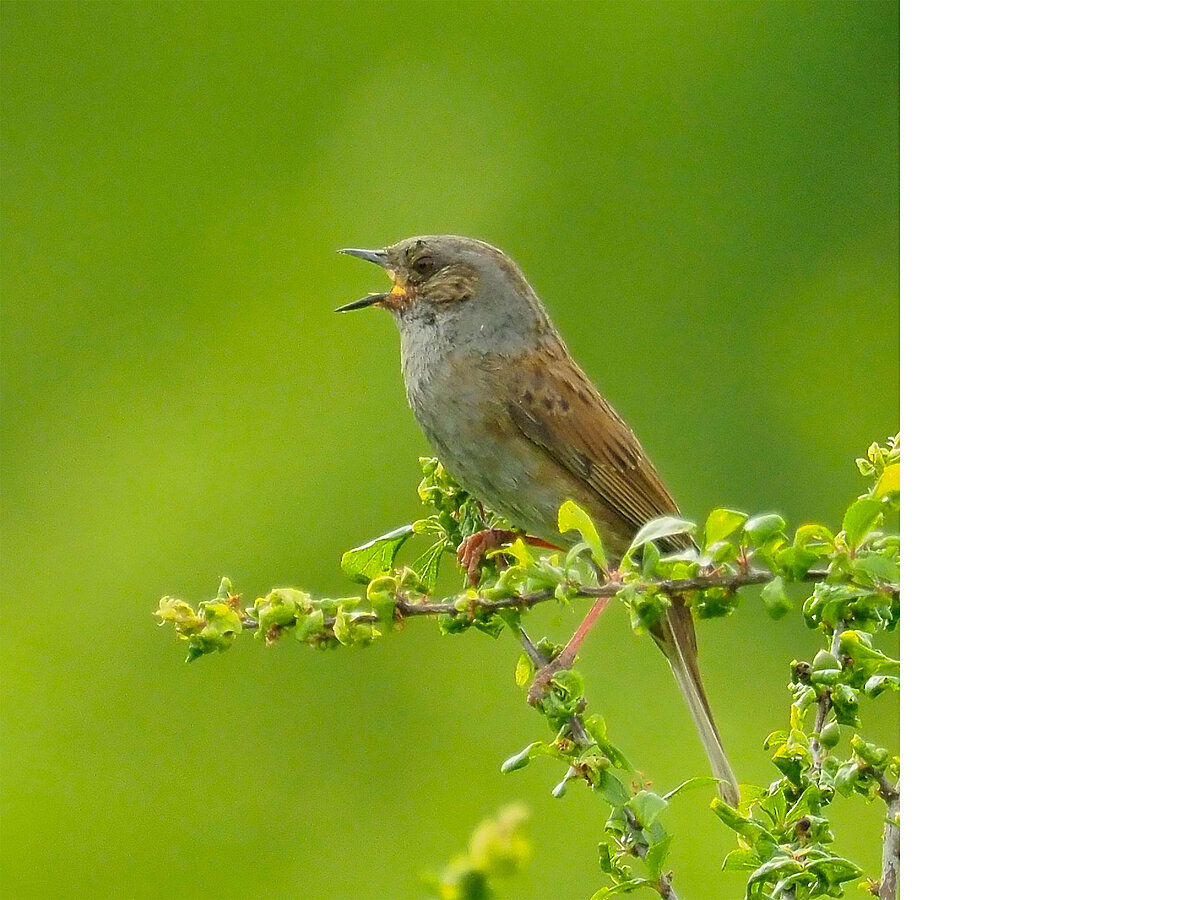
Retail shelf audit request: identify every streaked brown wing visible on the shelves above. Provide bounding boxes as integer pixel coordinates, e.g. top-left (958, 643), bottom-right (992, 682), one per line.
top-left (503, 339), bottom-right (687, 549)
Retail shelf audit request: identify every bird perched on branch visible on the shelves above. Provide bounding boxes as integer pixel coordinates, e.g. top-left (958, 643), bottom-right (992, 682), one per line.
top-left (338, 235), bottom-right (739, 805)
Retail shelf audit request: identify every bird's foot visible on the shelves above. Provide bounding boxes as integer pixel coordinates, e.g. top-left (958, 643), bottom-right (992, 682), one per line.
top-left (456, 530), bottom-right (566, 586)
top-left (527, 656), bottom-right (569, 706)
top-left (456, 528), bottom-right (518, 586)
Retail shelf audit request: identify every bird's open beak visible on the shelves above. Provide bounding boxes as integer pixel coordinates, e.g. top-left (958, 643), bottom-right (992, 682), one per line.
top-left (335, 293), bottom-right (389, 312)
top-left (337, 247), bottom-right (408, 311)
top-left (339, 248), bottom-right (388, 267)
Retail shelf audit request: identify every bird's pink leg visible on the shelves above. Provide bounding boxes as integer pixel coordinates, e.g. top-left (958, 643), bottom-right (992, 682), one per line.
top-left (528, 596), bottom-right (612, 704)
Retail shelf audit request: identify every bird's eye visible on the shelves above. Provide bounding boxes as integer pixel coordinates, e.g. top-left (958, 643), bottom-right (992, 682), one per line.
top-left (413, 256), bottom-right (437, 278)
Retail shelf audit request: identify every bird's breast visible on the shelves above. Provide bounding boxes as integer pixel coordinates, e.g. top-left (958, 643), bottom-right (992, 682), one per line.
top-left (401, 347), bottom-right (565, 538)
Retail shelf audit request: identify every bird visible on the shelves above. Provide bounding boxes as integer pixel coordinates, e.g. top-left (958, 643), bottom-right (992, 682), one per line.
top-left (337, 235), bottom-right (739, 805)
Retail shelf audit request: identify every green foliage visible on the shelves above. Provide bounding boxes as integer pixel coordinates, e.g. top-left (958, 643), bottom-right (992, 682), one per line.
top-left (154, 577), bottom-right (243, 662)
top-left (425, 805), bottom-right (531, 900)
top-left (340, 524), bottom-right (415, 585)
top-left (500, 699), bottom-right (694, 899)
top-left (341, 457), bottom-right (503, 588)
top-left (738, 441), bottom-right (899, 900)
top-left (559, 499), bottom-right (609, 570)
top-left (153, 436), bottom-right (900, 899)
top-left (155, 582), bottom-right (381, 657)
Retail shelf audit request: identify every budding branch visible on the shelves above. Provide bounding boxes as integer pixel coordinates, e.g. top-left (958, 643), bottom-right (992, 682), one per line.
top-left (233, 565), bottom-right (892, 631)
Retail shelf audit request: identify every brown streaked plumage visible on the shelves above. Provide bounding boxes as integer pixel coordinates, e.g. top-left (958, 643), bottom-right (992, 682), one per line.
top-left (503, 338), bottom-right (691, 553)
top-left (338, 235), bottom-right (738, 804)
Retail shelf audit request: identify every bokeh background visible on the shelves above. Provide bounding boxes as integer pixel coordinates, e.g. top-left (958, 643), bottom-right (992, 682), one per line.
top-left (1, 2), bottom-right (897, 897)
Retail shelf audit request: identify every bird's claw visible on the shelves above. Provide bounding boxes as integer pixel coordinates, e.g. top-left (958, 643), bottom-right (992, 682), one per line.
top-left (455, 528), bottom-right (517, 586)
top-left (527, 657), bottom-right (567, 706)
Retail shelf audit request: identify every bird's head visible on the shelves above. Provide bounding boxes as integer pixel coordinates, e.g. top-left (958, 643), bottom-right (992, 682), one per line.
top-left (338, 235), bottom-right (555, 354)
top-left (340, 234), bottom-right (534, 310)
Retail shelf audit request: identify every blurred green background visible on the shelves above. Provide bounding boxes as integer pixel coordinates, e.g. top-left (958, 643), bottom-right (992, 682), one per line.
top-left (1, 2), bottom-right (897, 897)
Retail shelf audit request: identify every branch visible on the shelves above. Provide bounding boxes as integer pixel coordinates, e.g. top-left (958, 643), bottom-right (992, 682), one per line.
top-left (234, 566), bottom-right (845, 631)
top-left (622, 808), bottom-right (680, 900)
top-left (514, 622), bottom-right (590, 747)
top-left (514, 623), bottom-right (678, 899)
top-left (877, 777), bottom-right (900, 900)
top-left (809, 622), bottom-right (846, 769)
top-left (808, 620), bottom-right (900, 900)
top-left (155, 442), bottom-right (900, 900)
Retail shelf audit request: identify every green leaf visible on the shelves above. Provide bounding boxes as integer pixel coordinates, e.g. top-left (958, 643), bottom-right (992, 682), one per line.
top-left (551, 668), bottom-right (585, 703)
top-left (834, 759), bottom-right (863, 794)
top-left (721, 847), bottom-right (761, 871)
top-left (470, 614), bottom-right (505, 639)
top-left (873, 462), bottom-right (900, 498)
top-left (842, 498), bottom-right (885, 549)
top-left (583, 714), bottom-right (636, 773)
top-left (810, 649), bottom-right (842, 683)
top-left (851, 553), bottom-right (899, 585)
top-left (760, 576), bottom-right (792, 619)
top-left (705, 539), bottom-right (739, 565)
top-left (693, 585), bottom-right (740, 620)
top-left (249, 592), bottom-right (300, 643)
top-left (627, 791), bottom-right (668, 828)
top-left (743, 513), bottom-right (787, 545)
top-left (850, 735), bottom-right (891, 768)
top-left (830, 684), bottom-right (860, 727)
top-left (838, 630), bottom-right (899, 675)
top-left (292, 608), bottom-right (326, 644)
top-left (628, 515), bottom-right (696, 550)
top-left (365, 576), bottom-right (398, 628)
top-left (757, 784), bottom-right (789, 825)
top-left (808, 855), bottom-right (862, 886)
top-left (769, 545), bottom-right (820, 581)
top-left (411, 517), bottom-right (444, 537)
top-left (794, 523), bottom-right (837, 548)
top-left (155, 596), bottom-right (201, 633)
top-left (711, 799), bottom-right (779, 858)
top-left (437, 612), bottom-right (469, 635)
top-left (333, 604), bottom-right (380, 648)
top-left (619, 584), bottom-right (667, 634)
top-left (558, 500), bottom-right (608, 568)
top-left (412, 540), bottom-right (446, 589)
top-left (587, 879), bottom-right (654, 900)
top-left (339, 525), bottom-right (415, 584)
top-left (643, 829), bottom-right (672, 876)
top-left (514, 652), bottom-right (533, 687)
top-left (597, 843), bottom-right (618, 877)
top-left (864, 674), bottom-right (900, 697)
top-left (638, 540), bottom-right (660, 577)
top-left (747, 854), bottom-right (803, 886)
top-left (538, 668), bottom-right (586, 724)
top-left (502, 537), bottom-right (534, 568)
top-left (704, 508), bottom-right (747, 548)
top-left (500, 741), bottom-right (555, 773)
top-left (182, 600), bottom-right (243, 660)
top-left (662, 775), bottom-right (720, 802)
top-left (589, 766), bottom-right (631, 807)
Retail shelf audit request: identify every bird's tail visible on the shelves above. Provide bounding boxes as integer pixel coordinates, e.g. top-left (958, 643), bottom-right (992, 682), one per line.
top-left (652, 599), bottom-right (740, 807)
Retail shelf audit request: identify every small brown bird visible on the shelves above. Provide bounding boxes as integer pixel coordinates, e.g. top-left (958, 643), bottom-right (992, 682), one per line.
top-left (338, 235), bottom-right (738, 804)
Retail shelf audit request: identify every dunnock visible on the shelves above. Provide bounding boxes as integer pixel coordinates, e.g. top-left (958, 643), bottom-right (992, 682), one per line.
top-left (338, 235), bottom-right (738, 805)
